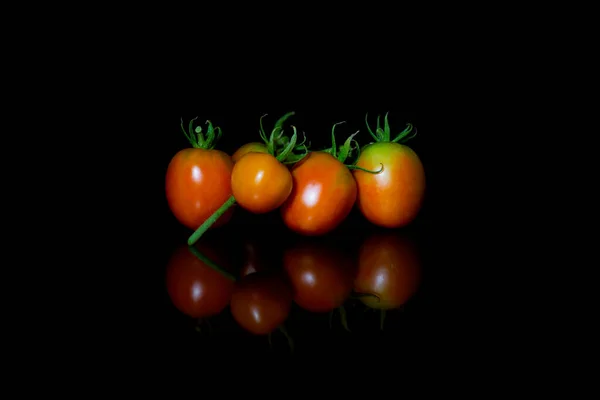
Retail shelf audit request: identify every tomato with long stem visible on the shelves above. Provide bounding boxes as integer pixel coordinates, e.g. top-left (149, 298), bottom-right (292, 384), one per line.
top-left (188, 113), bottom-right (308, 246)
top-left (166, 118), bottom-right (234, 230)
top-left (353, 113), bottom-right (425, 228)
top-left (165, 243), bottom-right (236, 319)
top-left (280, 122), bottom-right (380, 236)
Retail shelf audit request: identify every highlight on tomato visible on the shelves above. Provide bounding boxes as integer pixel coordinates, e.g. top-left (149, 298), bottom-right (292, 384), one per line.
top-left (353, 230), bottom-right (421, 329)
top-left (283, 237), bottom-right (357, 314)
top-left (353, 113), bottom-right (425, 228)
top-left (188, 112), bottom-right (309, 246)
top-left (280, 122), bottom-right (380, 236)
top-left (165, 242), bottom-right (236, 320)
top-left (165, 118), bottom-right (234, 231)
top-left (230, 270), bottom-right (293, 339)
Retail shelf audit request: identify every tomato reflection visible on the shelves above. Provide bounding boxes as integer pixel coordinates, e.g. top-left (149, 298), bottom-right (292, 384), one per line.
top-left (354, 231), bottom-right (421, 310)
top-left (165, 243), bottom-right (236, 319)
top-left (283, 238), bottom-right (357, 313)
top-left (230, 271), bottom-right (292, 335)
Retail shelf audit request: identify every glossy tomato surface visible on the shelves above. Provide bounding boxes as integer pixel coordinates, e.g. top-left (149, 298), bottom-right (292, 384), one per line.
top-left (283, 239), bottom-right (356, 313)
top-left (231, 142), bottom-right (268, 163)
top-left (280, 152), bottom-right (357, 236)
top-left (353, 142), bottom-right (425, 228)
top-left (165, 244), bottom-right (236, 318)
top-left (354, 232), bottom-right (421, 310)
top-left (165, 148), bottom-right (234, 230)
top-left (230, 271), bottom-right (292, 335)
top-left (231, 152), bottom-right (293, 214)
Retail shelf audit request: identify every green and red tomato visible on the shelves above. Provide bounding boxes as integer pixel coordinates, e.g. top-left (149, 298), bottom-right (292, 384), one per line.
top-left (353, 114), bottom-right (425, 228)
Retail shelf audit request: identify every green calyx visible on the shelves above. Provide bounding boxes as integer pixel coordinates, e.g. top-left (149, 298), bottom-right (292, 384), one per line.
top-left (257, 112), bottom-right (309, 164)
top-left (324, 121), bottom-right (383, 174)
top-left (365, 112), bottom-right (417, 143)
top-left (180, 117), bottom-right (223, 149)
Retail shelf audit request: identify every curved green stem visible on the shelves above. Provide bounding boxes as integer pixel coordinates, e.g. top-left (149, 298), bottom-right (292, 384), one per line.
top-left (187, 195), bottom-right (236, 246)
top-left (187, 244), bottom-right (237, 281)
top-left (346, 163), bottom-right (384, 174)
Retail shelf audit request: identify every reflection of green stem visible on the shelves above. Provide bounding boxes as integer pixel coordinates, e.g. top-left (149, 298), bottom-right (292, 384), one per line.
top-left (187, 245), bottom-right (237, 282)
top-left (278, 324), bottom-right (294, 353)
top-left (380, 310), bottom-right (386, 331)
top-left (188, 195), bottom-right (236, 246)
top-left (339, 305), bottom-right (350, 332)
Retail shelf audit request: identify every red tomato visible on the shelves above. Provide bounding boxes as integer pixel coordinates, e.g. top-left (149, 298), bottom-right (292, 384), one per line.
top-left (229, 271), bottom-right (292, 335)
top-left (165, 244), bottom-right (236, 318)
top-left (354, 232), bottom-right (421, 309)
top-left (231, 152), bottom-right (293, 214)
top-left (280, 151), bottom-right (357, 236)
top-left (283, 239), bottom-right (357, 313)
top-left (166, 147), bottom-right (234, 230)
top-left (231, 142), bottom-right (268, 163)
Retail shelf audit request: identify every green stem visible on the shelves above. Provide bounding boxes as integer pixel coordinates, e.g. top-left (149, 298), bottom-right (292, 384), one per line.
top-left (346, 163), bottom-right (384, 174)
top-left (187, 244), bottom-right (237, 281)
top-left (187, 195), bottom-right (236, 246)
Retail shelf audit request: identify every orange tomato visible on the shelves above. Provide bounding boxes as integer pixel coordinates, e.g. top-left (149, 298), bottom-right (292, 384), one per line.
top-left (281, 151), bottom-right (357, 236)
top-left (231, 152), bottom-right (293, 214)
top-left (231, 142), bottom-right (268, 163)
top-left (353, 142), bottom-right (425, 228)
top-left (354, 231), bottom-right (421, 309)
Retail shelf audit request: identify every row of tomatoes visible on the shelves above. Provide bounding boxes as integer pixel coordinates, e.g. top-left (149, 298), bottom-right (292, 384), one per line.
top-left (165, 112), bottom-right (426, 243)
top-left (166, 231), bottom-right (421, 336)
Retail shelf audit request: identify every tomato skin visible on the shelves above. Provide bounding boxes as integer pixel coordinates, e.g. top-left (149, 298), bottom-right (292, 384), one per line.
top-left (353, 142), bottom-right (425, 228)
top-left (280, 152), bottom-right (357, 236)
top-left (165, 244), bottom-right (235, 318)
top-left (354, 232), bottom-right (421, 310)
top-left (165, 148), bottom-right (234, 230)
top-left (231, 152), bottom-right (293, 214)
top-left (283, 239), bottom-right (357, 313)
top-left (231, 142), bottom-right (268, 163)
top-left (230, 271), bottom-right (292, 335)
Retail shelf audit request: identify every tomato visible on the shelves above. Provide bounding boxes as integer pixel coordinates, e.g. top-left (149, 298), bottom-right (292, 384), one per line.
top-left (229, 271), bottom-right (292, 335)
top-left (166, 119), bottom-right (234, 230)
top-left (165, 244), bottom-right (236, 319)
top-left (280, 151), bottom-right (357, 235)
top-left (232, 142), bottom-right (268, 163)
top-left (283, 239), bottom-right (356, 313)
top-left (354, 231), bottom-right (421, 310)
top-left (353, 116), bottom-right (425, 228)
top-left (231, 152), bottom-right (293, 214)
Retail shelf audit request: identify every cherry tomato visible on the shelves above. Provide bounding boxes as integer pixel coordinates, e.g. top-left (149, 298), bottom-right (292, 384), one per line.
top-left (231, 142), bottom-right (268, 163)
top-left (231, 152), bottom-right (293, 214)
top-left (166, 120), bottom-right (234, 230)
top-left (353, 116), bottom-right (425, 228)
top-left (230, 271), bottom-right (292, 335)
top-left (283, 239), bottom-right (357, 313)
top-left (280, 151), bottom-right (357, 236)
top-left (165, 244), bottom-right (236, 318)
top-left (354, 231), bottom-right (421, 309)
